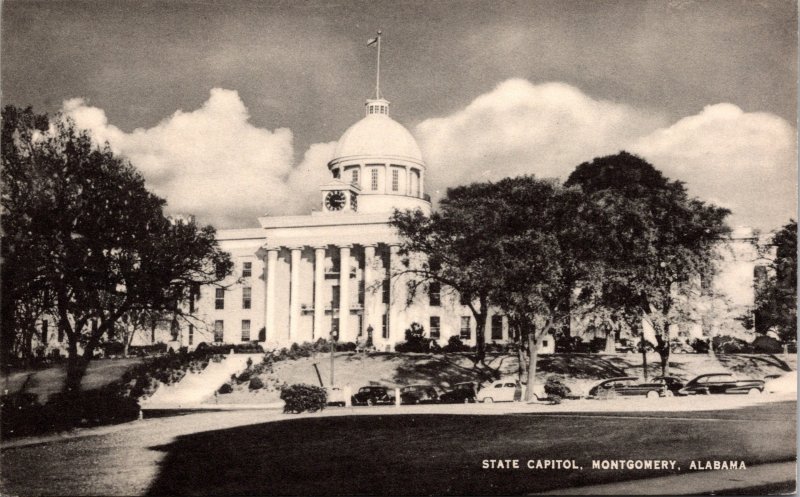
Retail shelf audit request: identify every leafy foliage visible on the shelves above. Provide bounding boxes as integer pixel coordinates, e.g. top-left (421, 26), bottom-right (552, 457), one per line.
top-left (1, 105), bottom-right (232, 392)
top-left (280, 384), bottom-right (327, 413)
top-left (753, 221), bottom-right (797, 343)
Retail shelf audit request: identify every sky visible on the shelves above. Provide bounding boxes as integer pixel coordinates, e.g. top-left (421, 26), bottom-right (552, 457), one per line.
top-left (2, 0), bottom-right (797, 231)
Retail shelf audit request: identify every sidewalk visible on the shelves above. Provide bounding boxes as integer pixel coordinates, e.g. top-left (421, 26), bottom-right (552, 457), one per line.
top-left (536, 461), bottom-right (797, 495)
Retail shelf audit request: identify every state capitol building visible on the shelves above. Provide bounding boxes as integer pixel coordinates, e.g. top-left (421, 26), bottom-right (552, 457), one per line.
top-left (190, 94), bottom-right (495, 351)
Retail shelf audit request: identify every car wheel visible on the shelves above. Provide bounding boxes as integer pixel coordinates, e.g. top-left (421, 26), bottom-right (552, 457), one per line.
top-left (748, 388), bottom-right (761, 395)
top-left (483, 397), bottom-right (493, 403)
top-left (367, 398), bottom-right (374, 406)
top-left (646, 390), bottom-right (659, 399)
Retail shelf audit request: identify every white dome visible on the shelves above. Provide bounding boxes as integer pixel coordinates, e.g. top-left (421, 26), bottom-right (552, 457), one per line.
top-left (333, 114), bottom-right (423, 163)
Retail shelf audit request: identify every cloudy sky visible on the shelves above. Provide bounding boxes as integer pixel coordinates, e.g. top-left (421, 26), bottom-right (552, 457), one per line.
top-left (3, 0), bottom-right (796, 231)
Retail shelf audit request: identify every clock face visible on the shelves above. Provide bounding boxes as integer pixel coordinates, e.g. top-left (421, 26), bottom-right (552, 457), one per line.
top-left (325, 190), bottom-right (346, 211)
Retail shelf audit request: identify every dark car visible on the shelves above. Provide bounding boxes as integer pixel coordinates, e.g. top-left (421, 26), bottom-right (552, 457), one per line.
top-left (351, 386), bottom-right (395, 406)
top-left (439, 382), bottom-right (478, 404)
top-left (399, 385), bottom-right (439, 405)
top-left (678, 373), bottom-right (764, 395)
top-left (588, 376), bottom-right (668, 399)
top-left (651, 376), bottom-right (685, 396)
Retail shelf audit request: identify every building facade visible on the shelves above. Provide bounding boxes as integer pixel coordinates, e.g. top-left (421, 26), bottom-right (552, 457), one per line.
top-left (187, 96), bottom-right (511, 351)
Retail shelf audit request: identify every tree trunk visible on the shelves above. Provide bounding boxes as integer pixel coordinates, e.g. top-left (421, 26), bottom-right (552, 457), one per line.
top-left (525, 332), bottom-right (539, 402)
top-left (516, 331), bottom-right (527, 384)
top-left (641, 332), bottom-right (648, 381)
top-left (474, 310), bottom-right (487, 364)
top-left (64, 337), bottom-right (85, 394)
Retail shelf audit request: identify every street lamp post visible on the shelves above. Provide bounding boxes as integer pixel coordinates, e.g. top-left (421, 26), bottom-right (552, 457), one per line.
top-left (330, 327), bottom-right (338, 386)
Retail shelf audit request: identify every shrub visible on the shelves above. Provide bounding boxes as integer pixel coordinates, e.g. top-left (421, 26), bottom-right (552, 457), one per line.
top-left (336, 341), bottom-right (358, 352)
top-left (218, 383), bottom-right (233, 394)
top-left (99, 341), bottom-right (125, 356)
top-left (544, 377), bottom-right (571, 402)
top-left (713, 335), bottom-right (751, 353)
top-left (751, 335), bottom-right (783, 353)
top-left (690, 338), bottom-right (710, 354)
top-left (236, 369), bottom-right (252, 384)
top-left (280, 383), bottom-right (327, 413)
top-left (249, 376), bottom-right (264, 390)
top-left (443, 335), bottom-right (470, 353)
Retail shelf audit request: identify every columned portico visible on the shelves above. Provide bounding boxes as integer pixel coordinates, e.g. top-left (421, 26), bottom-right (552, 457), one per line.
top-left (338, 245), bottom-right (352, 341)
top-left (265, 248), bottom-right (278, 343)
top-left (289, 247), bottom-right (302, 342)
top-left (313, 246), bottom-right (326, 340)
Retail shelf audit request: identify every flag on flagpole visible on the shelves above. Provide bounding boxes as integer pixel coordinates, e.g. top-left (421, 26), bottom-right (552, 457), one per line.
top-left (367, 37), bottom-right (378, 47)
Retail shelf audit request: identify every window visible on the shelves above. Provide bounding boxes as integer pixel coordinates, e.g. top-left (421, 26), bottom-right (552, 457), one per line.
top-left (371, 169), bottom-right (379, 191)
top-left (332, 285), bottom-right (340, 309)
top-left (382, 279), bottom-right (390, 304)
top-left (491, 315), bottom-right (503, 340)
top-left (352, 169), bottom-right (359, 186)
top-left (242, 287), bottom-right (252, 309)
top-left (41, 320), bottom-right (48, 344)
top-left (460, 316), bottom-right (471, 339)
top-left (382, 314), bottom-right (389, 339)
top-left (214, 320), bottom-right (224, 342)
top-left (242, 261), bottom-right (252, 278)
top-left (215, 288), bottom-right (225, 309)
top-left (392, 169), bottom-right (399, 191)
top-left (241, 320), bottom-right (251, 341)
top-left (542, 339), bottom-right (549, 348)
top-left (188, 325), bottom-right (194, 345)
top-left (357, 315), bottom-right (363, 337)
top-left (429, 282), bottom-right (441, 306)
top-left (430, 316), bottom-right (441, 339)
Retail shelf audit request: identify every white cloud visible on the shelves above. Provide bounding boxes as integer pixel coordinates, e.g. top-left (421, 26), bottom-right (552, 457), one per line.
top-left (630, 103), bottom-right (797, 231)
top-left (414, 79), bottom-right (796, 231)
top-left (62, 80), bottom-right (797, 232)
top-left (63, 89), bottom-right (323, 228)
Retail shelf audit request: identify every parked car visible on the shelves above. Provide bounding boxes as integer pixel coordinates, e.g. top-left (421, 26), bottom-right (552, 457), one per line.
top-left (325, 386), bottom-right (347, 407)
top-left (651, 376), bottom-right (685, 396)
top-left (351, 386), bottom-right (395, 406)
top-left (476, 380), bottom-right (521, 403)
top-left (439, 382), bottom-right (478, 404)
top-left (399, 385), bottom-right (439, 405)
top-left (678, 373), bottom-right (764, 395)
top-left (588, 377), bottom-right (668, 399)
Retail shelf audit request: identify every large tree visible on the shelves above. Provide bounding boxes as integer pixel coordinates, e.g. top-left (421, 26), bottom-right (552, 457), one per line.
top-left (565, 152), bottom-right (731, 376)
top-left (391, 181), bottom-right (524, 364)
top-left (1, 106), bottom-right (232, 392)
top-left (481, 177), bottom-right (599, 400)
top-left (753, 220), bottom-right (797, 343)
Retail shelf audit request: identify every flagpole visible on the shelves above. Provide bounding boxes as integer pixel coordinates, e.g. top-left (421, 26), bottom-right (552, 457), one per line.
top-left (376, 31), bottom-right (381, 99)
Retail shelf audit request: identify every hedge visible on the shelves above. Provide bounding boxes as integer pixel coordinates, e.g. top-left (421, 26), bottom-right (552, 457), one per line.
top-left (280, 384), bottom-right (327, 413)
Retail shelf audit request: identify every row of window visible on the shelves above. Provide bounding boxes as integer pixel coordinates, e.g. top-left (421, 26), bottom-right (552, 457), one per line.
top-left (344, 167), bottom-right (420, 195)
top-left (215, 287), bottom-right (251, 310)
top-left (213, 319), bottom-right (251, 342)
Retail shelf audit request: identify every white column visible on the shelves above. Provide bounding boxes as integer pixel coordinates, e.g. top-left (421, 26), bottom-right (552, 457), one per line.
top-left (265, 248), bottom-right (279, 344)
top-left (313, 246), bottom-right (326, 340)
top-left (405, 166), bottom-right (411, 196)
top-left (419, 169), bottom-right (425, 198)
top-left (363, 244), bottom-right (376, 337)
top-left (339, 245), bottom-right (351, 341)
top-left (384, 164), bottom-right (389, 194)
top-left (388, 244), bottom-right (401, 344)
top-left (289, 247), bottom-right (302, 343)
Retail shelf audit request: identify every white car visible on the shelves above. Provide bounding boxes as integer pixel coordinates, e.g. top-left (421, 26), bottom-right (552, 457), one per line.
top-left (476, 380), bottom-right (522, 403)
top-left (325, 386), bottom-right (347, 406)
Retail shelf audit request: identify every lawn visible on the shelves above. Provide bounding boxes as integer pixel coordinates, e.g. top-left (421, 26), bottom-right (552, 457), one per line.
top-left (1, 358), bottom-right (144, 401)
top-left (147, 401), bottom-right (796, 495)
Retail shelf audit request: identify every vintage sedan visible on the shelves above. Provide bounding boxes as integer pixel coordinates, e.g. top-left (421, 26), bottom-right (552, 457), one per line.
top-left (476, 380), bottom-right (522, 403)
top-left (439, 382), bottom-right (478, 404)
top-left (678, 373), bottom-right (764, 395)
top-left (588, 376), bottom-right (668, 399)
top-left (399, 385), bottom-right (439, 405)
top-left (351, 386), bottom-right (395, 406)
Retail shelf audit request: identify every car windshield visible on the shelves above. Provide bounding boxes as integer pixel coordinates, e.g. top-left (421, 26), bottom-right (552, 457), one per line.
top-left (401, 386), bottom-right (422, 392)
